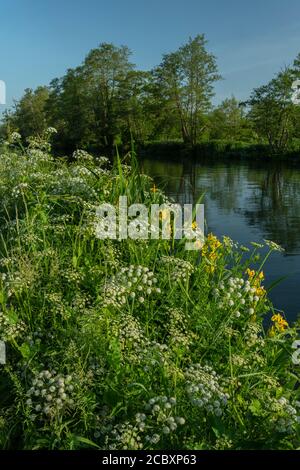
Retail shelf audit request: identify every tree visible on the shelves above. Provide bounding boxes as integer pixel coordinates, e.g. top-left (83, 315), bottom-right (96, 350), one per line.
top-left (245, 67), bottom-right (300, 153)
top-left (45, 43), bottom-right (140, 154)
top-left (209, 96), bottom-right (253, 142)
top-left (154, 35), bottom-right (221, 145)
top-left (46, 68), bottom-right (90, 152)
top-left (116, 70), bottom-right (154, 146)
top-left (3, 86), bottom-right (49, 138)
top-left (81, 43), bottom-right (135, 152)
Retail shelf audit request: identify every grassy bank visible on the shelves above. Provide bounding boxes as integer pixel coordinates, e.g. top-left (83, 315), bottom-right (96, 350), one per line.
top-left (0, 131), bottom-right (299, 450)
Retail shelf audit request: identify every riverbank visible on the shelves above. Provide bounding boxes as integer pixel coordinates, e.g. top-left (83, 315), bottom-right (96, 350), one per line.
top-left (139, 141), bottom-right (300, 162)
top-left (0, 132), bottom-right (299, 450)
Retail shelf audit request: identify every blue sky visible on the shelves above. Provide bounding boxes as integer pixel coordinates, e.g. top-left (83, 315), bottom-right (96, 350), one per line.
top-left (1, 0), bottom-right (300, 114)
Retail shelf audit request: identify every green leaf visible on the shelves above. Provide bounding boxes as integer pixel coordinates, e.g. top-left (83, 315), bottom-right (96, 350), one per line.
top-left (73, 436), bottom-right (100, 449)
top-left (19, 343), bottom-right (31, 360)
top-left (267, 275), bottom-right (289, 293)
top-left (249, 400), bottom-right (262, 416)
top-left (6, 309), bottom-right (18, 324)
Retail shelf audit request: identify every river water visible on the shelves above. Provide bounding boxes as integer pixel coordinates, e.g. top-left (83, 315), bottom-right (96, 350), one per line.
top-left (142, 157), bottom-right (300, 322)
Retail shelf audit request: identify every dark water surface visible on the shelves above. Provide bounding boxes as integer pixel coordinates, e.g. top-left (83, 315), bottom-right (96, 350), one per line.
top-left (142, 157), bottom-right (300, 322)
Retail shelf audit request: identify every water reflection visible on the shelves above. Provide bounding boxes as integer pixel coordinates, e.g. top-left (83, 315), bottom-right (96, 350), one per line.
top-left (142, 158), bottom-right (300, 321)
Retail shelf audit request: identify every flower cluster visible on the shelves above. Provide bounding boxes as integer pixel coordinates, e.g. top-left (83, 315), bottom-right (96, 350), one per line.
top-left (144, 396), bottom-right (185, 445)
top-left (246, 268), bottom-right (266, 298)
top-left (97, 396), bottom-right (185, 450)
top-left (12, 182), bottom-right (29, 198)
top-left (185, 364), bottom-right (229, 417)
top-left (102, 265), bottom-right (161, 308)
top-left (45, 127), bottom-right (58, 136)
top-left (107, 422), bottom-right (143, 450)
top-left (231, 354), bottom-right (247, 367)
top-left (0, 311), bottom-right (26, 341)
top-left (160, 256), bottom-right (194, 283)
top-left (201, 234), bottom-right (222, 273)
top-left (110, 313), bottom-right (147, 363)
top-left (269, 313), bottom-right (289, 335)
top-left (214, 436), bottom-right (233, 449)
top-left (49, 172), bottom-right (98, 201)
top-left (214, 271), bottom-right (266, 320)
top-left (95, 156), bottom-right (109, 167)
top-left (267, 396), bottom-right (299, 433)
top-left (72, 149), bottom-right (94, 164)
top-left (99, 314), bottom-right (171, 371)
top-left (214, 276), bottom-right (245, 315)
top-left (1, 266), bottom-right (36, 297)
top-left (9, 132), bottom-right (22, 143)
top-left (27, 135), bottom-right (51, 151)
top-left (222, 235), bottom-right (238, 250)
top-left (61, 267), bottom-right (84, 288)
top-left (27, 148), bottom-right (52, 162)
top-left (140, 341), bottom-right (170, 372)
top-left (167, 308), bottom-right (194, 349)
top-left (275, 398), bottom-right (299, 433)
top-left (44, 292), bottom-right (66, 317)
top-left (264, 240), bottom-right (285, 253)
top-left (243, 323), bottom-right (264, 348)
top-left (25, 370), bottom-right (76, 420)
top-left (232, 350), bottom-right (266, 370)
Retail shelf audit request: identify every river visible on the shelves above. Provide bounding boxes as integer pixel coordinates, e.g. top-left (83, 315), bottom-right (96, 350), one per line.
top-left (142, 157), bottom-right (300, 322)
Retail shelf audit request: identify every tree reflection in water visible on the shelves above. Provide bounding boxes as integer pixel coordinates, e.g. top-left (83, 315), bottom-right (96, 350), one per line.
top-left (141, 157), bottom-right (300, 319)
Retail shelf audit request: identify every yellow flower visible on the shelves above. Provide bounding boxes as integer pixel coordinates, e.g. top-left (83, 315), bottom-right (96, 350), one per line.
top-left (271, 314), bottom-right (280, 322)
top-left (207, 234), bottom-right (222, 250)
top-left (271, 313), bottom-right (289, 333)
top-left (255, 286), bottom-right (265, 297)
top-left (209, 252), bottom-right (218, 262)
top-left (192, 221), bottom-right (197, 230)
top-left (268, 326), bottom-right (276, 337)
top-left (246, 268), bottom-right (255, 279)
top-left (201, 234), bottom-right (222, 274)
top-left (151, 184), bottom-right (158, 194)
top-left (258, 271), bottom-right (264, 281)
top-left (205, 265), bottom-right (215, 274)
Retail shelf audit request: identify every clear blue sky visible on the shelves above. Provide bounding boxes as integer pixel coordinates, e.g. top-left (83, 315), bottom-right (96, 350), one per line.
top-left (1, 0), bottom-right (300, 114)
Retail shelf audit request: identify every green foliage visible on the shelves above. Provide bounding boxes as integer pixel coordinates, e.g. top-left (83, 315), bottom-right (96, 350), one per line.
top-left (2, 87), bottom-right (49, 139)
top-left (3, 40), bottom-right (300, 157)
top-left (209, 96), bottom-right (254, 142)
top-left (0, 132), bottom-right (299, 450)
top-left (0, 36), bottom-right (221, 153)
top-left (245, 62), bottom-right (300, 154)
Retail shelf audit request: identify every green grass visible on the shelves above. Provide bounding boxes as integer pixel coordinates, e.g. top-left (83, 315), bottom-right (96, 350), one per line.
top-left (0, 131), bottom-right (299, 450)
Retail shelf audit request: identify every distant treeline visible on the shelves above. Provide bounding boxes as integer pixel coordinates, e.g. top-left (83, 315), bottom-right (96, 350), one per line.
top-left (2, 35), bottom-right (300, 157)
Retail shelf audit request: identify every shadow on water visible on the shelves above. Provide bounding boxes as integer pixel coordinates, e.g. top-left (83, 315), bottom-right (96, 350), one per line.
top-left (141, 157), bottom-right (300, 322)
